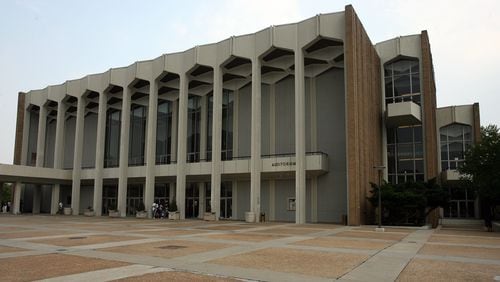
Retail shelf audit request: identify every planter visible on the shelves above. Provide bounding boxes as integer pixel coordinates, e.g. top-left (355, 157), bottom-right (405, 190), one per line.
top-left (168, 211), bottom-right (180, 220)
top-left (63, 207), bottom-right (72, 215)
top-left (84, 210), bottom-right (95, 217)
top-left (136, 211), bottom-right (148, 218)
top-left (203, 212), bottom-right (216, 221)
top-left (108, 210), bottom-right (120, 218)
top-left (245, 211), bottom-right (255, 223)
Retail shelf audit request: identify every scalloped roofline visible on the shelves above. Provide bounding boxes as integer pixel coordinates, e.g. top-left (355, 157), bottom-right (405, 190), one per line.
top-left (23, 11), bottom-right (346, 94)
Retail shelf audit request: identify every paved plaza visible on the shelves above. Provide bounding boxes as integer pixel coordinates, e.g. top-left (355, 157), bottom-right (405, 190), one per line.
top-left (0, 215), bottom-right (499, 281)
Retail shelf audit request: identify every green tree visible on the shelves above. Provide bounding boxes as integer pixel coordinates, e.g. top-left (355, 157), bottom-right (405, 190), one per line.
top-left (459, 124), bottom-right (500, 228)
top-left (1, 183), bottom-right (12, 204)
top-left (369, 178), bottom-right (448, 226)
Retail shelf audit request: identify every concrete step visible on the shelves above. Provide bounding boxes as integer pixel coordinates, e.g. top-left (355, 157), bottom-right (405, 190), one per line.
top-left (440, 218), bottom-right (483, 226)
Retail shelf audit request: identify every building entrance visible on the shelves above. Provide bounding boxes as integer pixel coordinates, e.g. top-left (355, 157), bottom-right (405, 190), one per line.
top-left (220, 182), bottom-right (232, 219)
top-left (443, 183), bottom-right (476, 218)
top-left (185, 183), bottom-right (199, 218)
top-left (102, 185), bottom-right (117, 215)
top-left (127, 184), bottom-right (144, 216)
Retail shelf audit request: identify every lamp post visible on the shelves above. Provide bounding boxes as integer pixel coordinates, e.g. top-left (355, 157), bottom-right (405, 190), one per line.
top-left (373, 165), bottom-right (385, 231)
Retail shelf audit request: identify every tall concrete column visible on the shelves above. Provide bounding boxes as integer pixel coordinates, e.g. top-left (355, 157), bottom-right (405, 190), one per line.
top-left (50, 184), bottom-right (60, 215)
top-left (294, 47), bottom-right (306, 224)
top-left (52, 102), bottom-right (66, 215)
top-left (176, 74), bottom-right (188, 219)
top-left (232, 90), bottom-right (239, 157)
top-left (200, 95), bottom-right (208, 161)
top-left (145, 80), bottom-right (158, 218)
top-left (250, 58), bottom-right (262, 222)
top-left (93, 91), bottom-right (106, 216)
top-left (118, 87), bottom-right (131, 217)
top-left (32, 185), bottom-right (41, 214)
top-left (53, 102), bottom-right (66, 169)
top-left (211, 66), bottom-right (223, 220)
top-left (171, 100), bottom-right (178, 162)
top-left (12, 182), bottom-right (22, 214)
top-left (36, 105), bottom-right (47, 167)
top-left (71, 96), bottom-right (85, 215)
top-left (198, 182), bottom-right (205, 219)
top-left (21, 109), bottom-right (30, 166)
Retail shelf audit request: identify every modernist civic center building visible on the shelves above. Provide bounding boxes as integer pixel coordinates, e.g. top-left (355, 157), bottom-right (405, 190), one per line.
top-left (0, 5), bottom-right (481, 224)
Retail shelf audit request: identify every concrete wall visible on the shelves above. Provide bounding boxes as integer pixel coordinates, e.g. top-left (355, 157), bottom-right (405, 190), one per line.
top-left (238, 85), bottom-right (251, 157)
top-left (235, 180), bottom-right (250, 220)
top-left (316, 68), bottom-right (347, 223)
top-left (274, 179), bottom-right (295, 221)
top-left (275, 76), bottom-right (295, 155)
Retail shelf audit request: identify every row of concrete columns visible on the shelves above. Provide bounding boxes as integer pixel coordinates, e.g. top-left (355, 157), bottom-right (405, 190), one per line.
top-left (27, 50), bottom-right (307, 223)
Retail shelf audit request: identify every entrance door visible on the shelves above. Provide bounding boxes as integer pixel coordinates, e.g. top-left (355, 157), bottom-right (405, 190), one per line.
top-left (220, 182), bottom-right (232, 219)
top-left (127, 184), bottom-right (144, 216)
top-left (102, 185), bottom-right (118, 214)
top-left (185, 183), bottom-right (199, 218)
top-left (444, 183), bottom-right (476, 218)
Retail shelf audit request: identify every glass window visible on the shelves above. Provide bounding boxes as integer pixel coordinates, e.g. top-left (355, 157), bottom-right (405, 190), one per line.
top-left (188, 95), bottom-right (201, 162)
top-left (129, 105), bottom-right (146, 166)
top-left (384, 58), bottom-right (420, 106)
top-left (104, 109), bottom-right (121, 168)
top-left (386, 125), bottom-right (424, 184)
top-left (156, 101), bottom-right (172, 164)
top-left (440, 123), bottom-right (472, 171)
top-left (397, 127), bottom-right (413, 143)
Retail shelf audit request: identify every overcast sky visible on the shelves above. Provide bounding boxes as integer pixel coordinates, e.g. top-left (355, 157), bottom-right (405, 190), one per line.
top-left (1, 0), bottom-right (499, 164)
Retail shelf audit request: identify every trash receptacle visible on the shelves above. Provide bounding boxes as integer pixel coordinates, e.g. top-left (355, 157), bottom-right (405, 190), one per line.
top-left (245, 211), bottom-right (255, 222)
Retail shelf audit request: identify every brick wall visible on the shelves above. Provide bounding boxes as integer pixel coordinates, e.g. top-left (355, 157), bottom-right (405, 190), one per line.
top-left (345, 5), bottom-right (383, 225)
top-left (13, 92), bottom-right (25, 165)
top-left (473, 102), bottom-right (481, 143)
top-left (421, 31), bottom-right (439, 180)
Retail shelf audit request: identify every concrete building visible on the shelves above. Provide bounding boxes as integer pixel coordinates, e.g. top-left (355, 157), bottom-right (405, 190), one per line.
top-left (0, 5), bottom-right (481, 224)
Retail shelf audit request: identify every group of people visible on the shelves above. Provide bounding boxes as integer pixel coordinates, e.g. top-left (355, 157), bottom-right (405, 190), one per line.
top-left (151, 200), bottom-right (169, 219)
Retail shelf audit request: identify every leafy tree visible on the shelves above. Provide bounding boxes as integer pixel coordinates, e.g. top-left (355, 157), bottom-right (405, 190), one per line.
top-left (369, 178), bottom-right (448, 226)
top-left (459, 124), bottom-right (500, 229)
top-left (1, 183), bottom-right (12, 204)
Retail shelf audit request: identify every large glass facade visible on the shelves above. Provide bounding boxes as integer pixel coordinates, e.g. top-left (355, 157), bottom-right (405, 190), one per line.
top-left (222, 90), bottom-right (234, 160)
top-left (129, 105), bottom-right (146, 166)
top-left (104, 109), bottom-right (121, 168)
top-left (384, 59), bottom-right (420, 105)
top-left (187, 95), bottom-right (201, 162)
top-left (440, 123), bottom-right (472, 170)
top-left (387, 126), bottom-right (425, 184)
top-left (207, 90), bottom-right (234, 161)
top-left (156, 101), bottom-right (173, 164)
top-left (385, 58), bottom-right (424, 184)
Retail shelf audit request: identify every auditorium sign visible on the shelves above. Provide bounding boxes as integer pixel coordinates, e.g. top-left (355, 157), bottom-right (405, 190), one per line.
top-left (271, 161), bottom-right (296, 167)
